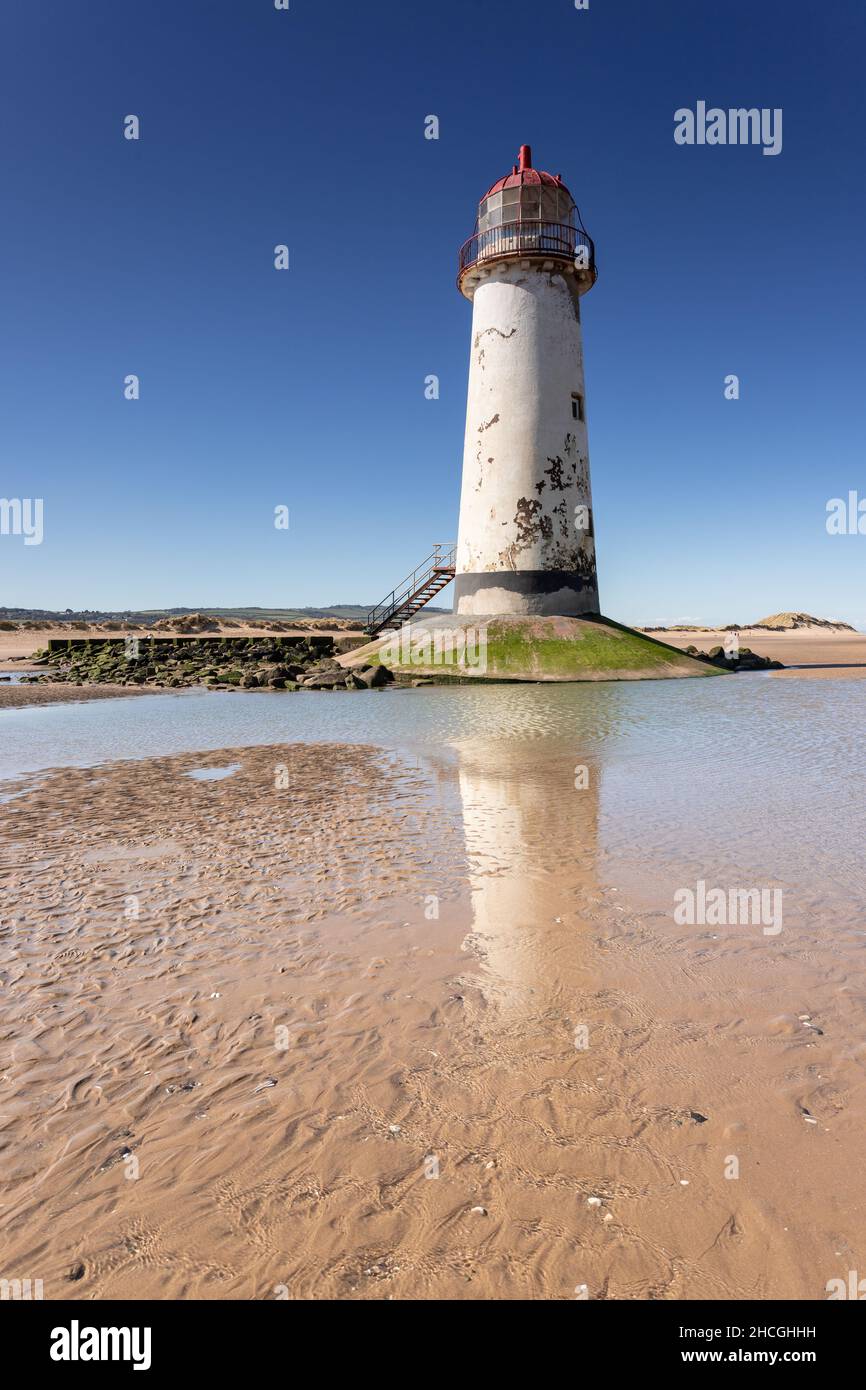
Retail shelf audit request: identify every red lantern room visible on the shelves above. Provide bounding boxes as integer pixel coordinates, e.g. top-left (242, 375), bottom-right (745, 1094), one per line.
top-left (458, 145), bottom-right (596, 297)
top-left (478, 144), bottom-right (575, 230)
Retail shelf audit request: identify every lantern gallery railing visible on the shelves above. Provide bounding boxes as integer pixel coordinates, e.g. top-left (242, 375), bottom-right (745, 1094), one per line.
top-left (458, 220), bottom-right (596, 284)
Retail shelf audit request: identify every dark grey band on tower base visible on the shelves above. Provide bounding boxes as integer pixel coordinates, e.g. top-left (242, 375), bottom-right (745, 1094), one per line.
top-left (453, 569), bottom-right (600, 617)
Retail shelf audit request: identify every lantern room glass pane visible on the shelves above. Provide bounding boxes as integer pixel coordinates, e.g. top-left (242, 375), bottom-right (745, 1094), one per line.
top-left (541, 190), bottom-right (559, 221)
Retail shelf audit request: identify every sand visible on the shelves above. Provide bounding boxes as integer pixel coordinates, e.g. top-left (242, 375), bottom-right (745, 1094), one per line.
top-left (644, 627), bottom-right (866, 678)
top-left (1, 740), bottom-right (864, 1300)
top-left (0, 682), bottom-right (151, 710)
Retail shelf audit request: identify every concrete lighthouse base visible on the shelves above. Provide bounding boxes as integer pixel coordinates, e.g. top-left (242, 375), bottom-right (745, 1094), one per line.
top-left (342, 614), bottom-right (724, 684)
top-left (452, 568), bottom-right (599, 618)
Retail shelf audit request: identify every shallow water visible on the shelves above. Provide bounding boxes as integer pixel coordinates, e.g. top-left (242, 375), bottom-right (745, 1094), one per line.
top-left (1, 675), bottom-right (865, 922)
top-left (183, 763), bottom-right (241, 782)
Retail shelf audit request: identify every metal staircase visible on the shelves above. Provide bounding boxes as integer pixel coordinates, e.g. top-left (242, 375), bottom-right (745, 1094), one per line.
top-left (365, 543), bottom-right (456, 636)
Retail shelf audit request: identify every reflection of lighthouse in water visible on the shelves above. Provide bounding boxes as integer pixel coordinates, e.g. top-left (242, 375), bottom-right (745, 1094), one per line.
top-left (452, 739), bottom-right (600, 1009)
top-left (454, 145), bottom-right (599, 619)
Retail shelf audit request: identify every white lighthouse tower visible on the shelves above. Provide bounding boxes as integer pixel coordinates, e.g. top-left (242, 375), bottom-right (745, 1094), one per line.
top-left (454, 145), bottom-right (599, 617)
top-left (355, 145), bottom-right (708, 680)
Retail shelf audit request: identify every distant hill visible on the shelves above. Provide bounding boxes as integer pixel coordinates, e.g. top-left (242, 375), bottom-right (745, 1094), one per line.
top-left (0, 604), bottom-right (450, 626)
top-left (641, 612), bottom-right (858, 634)
top-left (752, 611), bottom-right (856, 632)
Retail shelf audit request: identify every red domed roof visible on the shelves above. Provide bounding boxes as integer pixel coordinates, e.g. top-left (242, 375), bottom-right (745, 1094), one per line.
top-left (482, 145), bottom-right (572, 200)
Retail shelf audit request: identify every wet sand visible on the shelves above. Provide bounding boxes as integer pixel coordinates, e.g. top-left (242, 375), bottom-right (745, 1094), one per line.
top-left (0, 682), bottom-right (150, 710)
top-left (1, 740), bottom-right (864, 1300)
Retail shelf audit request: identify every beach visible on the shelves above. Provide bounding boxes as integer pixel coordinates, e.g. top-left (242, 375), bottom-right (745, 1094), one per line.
top-left (0, 682), bottom-right (150, 710)
top-left (644, 626), bottom-right (866, 677)
top-left (2, 684), bottom-right (866, 1300)
top-left (3, 624), bottom-right (866, 714)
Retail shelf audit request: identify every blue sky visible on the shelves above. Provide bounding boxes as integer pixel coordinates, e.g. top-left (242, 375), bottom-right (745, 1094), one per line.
top-left (1, 0), bottom-right (864, 625)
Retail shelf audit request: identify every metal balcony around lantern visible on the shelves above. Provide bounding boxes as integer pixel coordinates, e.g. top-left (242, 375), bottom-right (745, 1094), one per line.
top-left (457, 219), bottom-right (597, 293)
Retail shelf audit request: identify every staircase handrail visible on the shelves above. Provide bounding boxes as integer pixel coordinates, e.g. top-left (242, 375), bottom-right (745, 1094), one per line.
top-left (365, 543), bottom-right (456, 633)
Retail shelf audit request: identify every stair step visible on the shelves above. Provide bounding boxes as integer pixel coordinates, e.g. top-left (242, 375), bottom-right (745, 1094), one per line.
top-left (366, 546), bottom-right (457, 635)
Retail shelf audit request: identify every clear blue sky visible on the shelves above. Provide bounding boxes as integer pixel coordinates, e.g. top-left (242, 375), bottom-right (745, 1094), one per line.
top-left (2, 0), bottom-right (864, 625)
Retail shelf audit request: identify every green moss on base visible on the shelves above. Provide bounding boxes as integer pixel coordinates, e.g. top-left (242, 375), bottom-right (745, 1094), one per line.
top-left (350, 614), bottom-right (723, 684)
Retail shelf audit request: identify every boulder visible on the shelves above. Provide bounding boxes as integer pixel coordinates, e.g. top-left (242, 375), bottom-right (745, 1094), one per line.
top-left (303, 670), bottom-right (347, 689)
top-left (356, 664), bottom-right (394, 688)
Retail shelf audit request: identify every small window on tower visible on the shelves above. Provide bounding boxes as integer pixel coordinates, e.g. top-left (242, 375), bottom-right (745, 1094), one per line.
top-left (572, 393), bottom-right (584, 422)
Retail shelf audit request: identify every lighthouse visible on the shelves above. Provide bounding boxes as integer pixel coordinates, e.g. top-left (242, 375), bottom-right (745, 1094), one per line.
top-left (355, 147), bottom-right (712, 680)
top-left (454, 146), bottom-right (599, 618)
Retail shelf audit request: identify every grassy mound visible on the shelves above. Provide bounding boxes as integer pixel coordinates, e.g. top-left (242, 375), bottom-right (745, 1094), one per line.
top-left (344, 615), bottom-right (724, 683)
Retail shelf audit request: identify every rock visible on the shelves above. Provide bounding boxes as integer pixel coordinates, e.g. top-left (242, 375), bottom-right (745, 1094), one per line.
top-left (304, 669), bottom-right (348, 689)
top-left (356, 664), bottom-right (393, 689)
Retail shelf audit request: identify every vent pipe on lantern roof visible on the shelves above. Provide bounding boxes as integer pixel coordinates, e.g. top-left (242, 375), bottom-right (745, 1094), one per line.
top-left (518, 144), bottom-right (532, 171)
